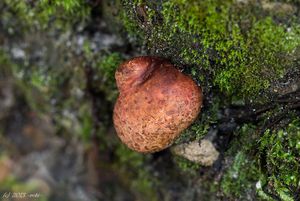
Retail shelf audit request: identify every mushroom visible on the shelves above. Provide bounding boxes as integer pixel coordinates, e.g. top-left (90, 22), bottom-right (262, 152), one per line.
top-left (113, 56), bottom-right (203, 153)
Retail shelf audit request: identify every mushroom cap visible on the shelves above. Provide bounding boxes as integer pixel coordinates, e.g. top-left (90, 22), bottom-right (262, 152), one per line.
top-left (113, 56), bottom-right (203, 153)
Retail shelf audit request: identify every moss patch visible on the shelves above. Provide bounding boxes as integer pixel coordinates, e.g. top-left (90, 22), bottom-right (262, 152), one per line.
top-left (221, 151), bottom-right (259, 198)
top-left (120, 0), bottom-right (300, 100)
top-left (115, 144), bottom-right (159, 201)
top-left (221, 124), bottom-right (260, 198)
top-left (221, 117), bottom-right (300, 200)
top-left (258, 117), bottom-right (300, 200)
top-left (1, 0), bottom-right (90, 30)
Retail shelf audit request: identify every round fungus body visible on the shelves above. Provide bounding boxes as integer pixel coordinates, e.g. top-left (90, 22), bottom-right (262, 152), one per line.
top-left (113, 56), bottom-right (203, 153)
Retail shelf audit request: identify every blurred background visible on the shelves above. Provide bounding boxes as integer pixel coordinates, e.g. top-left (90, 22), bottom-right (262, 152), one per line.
top-left (0, 0), bottom-right (300, 201)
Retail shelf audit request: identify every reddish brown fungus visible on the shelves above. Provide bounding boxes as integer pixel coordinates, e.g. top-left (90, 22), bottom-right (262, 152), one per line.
top-left (113, 56), bottom-right (203, 153)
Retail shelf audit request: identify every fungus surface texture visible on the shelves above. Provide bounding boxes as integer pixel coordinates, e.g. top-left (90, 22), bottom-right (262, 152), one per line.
top-left (113, 56), bottom-right (202, 153)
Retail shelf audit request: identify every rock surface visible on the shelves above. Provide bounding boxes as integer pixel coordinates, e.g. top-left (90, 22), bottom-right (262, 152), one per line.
top-left (172, 140), bottom-right (219, 166)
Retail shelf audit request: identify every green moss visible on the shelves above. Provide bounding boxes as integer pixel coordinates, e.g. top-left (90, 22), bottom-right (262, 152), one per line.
top-left (83, 41), bottom-right (123, 98)
top-left (119, 9), bottom-right (144, 40)
top-left (94, 52), bottom-right (124, 102)
top-left (221, 151), bottom-right (260, 198)
top-left (0, 50), bottom-right (14, 78)
top-left (78, 104), bottom-right (93, 142)
top-left (173, 155), bottom-right (200, 174)
top-left (120, 0), bottom-right (300, 100)
top-left (220, 118), bottom-right (300, 200)
top-left (1, 0), bottom-right (90, 32)
top-left (221, 124), bottom-right (261, 198)
top-left (97, 53), bottom-right (123, 84)
top-left (258, 118), bottom-right (300, 200)
top-left (4, 0), bottom-right (90, 28)
top-left (115, 144), bottom-right (159, 201)
top-left (38, 0), bottom-right (89, 16)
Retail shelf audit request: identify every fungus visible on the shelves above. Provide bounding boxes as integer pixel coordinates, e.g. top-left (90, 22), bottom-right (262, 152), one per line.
top-left (113, 56), bottom-right (203, 153)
